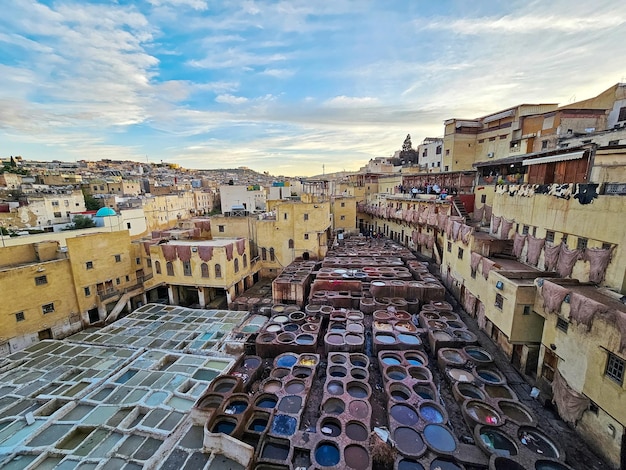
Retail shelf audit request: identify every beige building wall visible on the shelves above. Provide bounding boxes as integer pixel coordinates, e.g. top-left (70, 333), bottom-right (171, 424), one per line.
top-left (331, 196), bottom-right (357, 234)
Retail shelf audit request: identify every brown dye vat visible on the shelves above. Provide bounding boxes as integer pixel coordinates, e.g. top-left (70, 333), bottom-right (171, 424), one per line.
top-left (348, 400), bottom-right (370, 419)
top-left (329, 366), bottom-right (348, 378)
top-left (464, 400), bottom-right (502, 426)
top-left (322, 398), bottom-right (345, 415)
top-left (408, 366), bottom-right (432, 382)
top-left (393, 426), bottom-right (426, 457)
top-left (484, 385), bottom-right (515, 400)
top-left (270, 368), bottom-right (290, 379)
top-left (350, 368), bottom-right (368, 380)
top-left (344, 444), bottom-right (369, 470)
top-left (498, 400), bottom-right (534, 425)
top-left (345, 421), bottom-right (369, 441)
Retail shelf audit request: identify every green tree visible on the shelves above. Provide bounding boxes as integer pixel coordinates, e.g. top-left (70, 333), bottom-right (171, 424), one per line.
top-left (400, 134), bottom-right (418, 165)
top-left (63, 215), bottom-right (96, 231)
top-left (82, 190), bottom-right (101, 211)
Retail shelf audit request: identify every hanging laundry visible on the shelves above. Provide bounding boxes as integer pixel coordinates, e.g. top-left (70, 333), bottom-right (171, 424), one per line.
top-left (500, 218), bottom-right (514, 240)
top-left (161, 244), bottom-right (177, 261)
top-left (544, 242), bottom-right (561, 271)
top-left (534, 184), bottom-right (550, 194)
top-left (526, 235), bottom-right (545, 266)
top-left (482, 257), bottom-right (496, 280)
top-left (540, 280), bottom-right (570, 314)
top-left (569, 291), bottom-right (608, 330)
top-left (461, 225), bottom-right (473, 245)
top-left (484, 205), bottom-right (493, 223)
top-left (551, 370), bottom-right (590, 425)
top-left (512, 233), bottom-right (527, 259)
top-left (452, 221), bottom-right (462, 241)
top-left (574, 183), bottom-right (600, 205)
top-left (473, 205), bottom-right (484, 222)
top-left (556, 244), bottom-right (582, 278)
top-left (582, 247), bottom-right (613, 284)
top-left (491, 215), bottom-right (502, 235)
top-left (470, 252), bottom-right (482, 277)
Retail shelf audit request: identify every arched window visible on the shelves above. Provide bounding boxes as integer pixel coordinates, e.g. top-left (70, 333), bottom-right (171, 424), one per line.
top-left (183, 260), bottom-right (192, 276)
top-left (155, 260), bottom-right (161, 274)
top-left (288, 239), bottom-right (294, 249)
top-left (243, 254), bottom-right (247, 268)
top-left (262, 248), bottom-right (267, 260)
top-left (201, 263), bottom-right (209, 278)
top-left (215, 264), bottom-right (222, 278)
top-left (166, 262), bottom-right (174, 276)
top-left (234, 259), bottom-right (239, 273)
top-left (269, 248), bottom-right (275, 261)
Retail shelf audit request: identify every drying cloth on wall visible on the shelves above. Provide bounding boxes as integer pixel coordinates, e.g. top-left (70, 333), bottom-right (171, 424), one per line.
top-left (452, 221), bottom-right (462, 242)
top-left (418, 205), bottom-right (428, 225)
top-left (225, 243), bottom-right (234, 261)
top-left (463, 290), bottom-right (477, 315)
top-left (412, 230), bottom-right (419, 244)
top-left (569, 291), bottom-right (608, 330)
top-left (427, 208), bottom-right (438, 226)
top-left (426, 234), bottom-right (435, 249)
top-left (143, 241), bottom-right (156, 256)
top-left (473, 204), bottom-right (484, 222)
top-left (198, 245), bottom-right (214, 261)
top-left (556, 244), bottom-right (582, 278)
top-left (574, 183), bottom-right (600, 205)
top-left (477, 301), bottom-right (486, 329)
top-left (500, 218), bottom-right (514, 240)
top-left (176, 245), bottom-right (192, 262)
top-left (540, 280), bottom-right (570, 314)
top-left (470, 252), bottom-right (482, 276)
top-left (526, 235), bottom-right (545, 266)
top-left (461, 225), bottom-right (473, 245)
top-left (437, 213), bottom-right (448, 230)
top-left (482, 257), bottom-right (496, 280)
top-left (484, 205), bottom-right (492, 223)
top-left (491, 215), bottom-right (502, 235)
top-left (551, 369), bottom-right (590, 425)
top-left (582, 247), bottom-right (613, 284)
top-left (194, 220), bottom-right (211, 232)
top-left (236, 238), bottom-right (246, 256)
top-left (608, 310), bottom-right (626, 353)
top-left (544, 242), bottom-right (561, 271)
top-left (512, 233), bottom-right (527, 259)
top-left (161, 244), bottom-right (177, 262)
top-left (445, 219), bottom-right (453, 239)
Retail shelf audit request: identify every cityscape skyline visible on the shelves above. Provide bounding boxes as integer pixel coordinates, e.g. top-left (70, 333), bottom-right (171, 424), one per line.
top-left (1, 0), bottom-right (626, 176)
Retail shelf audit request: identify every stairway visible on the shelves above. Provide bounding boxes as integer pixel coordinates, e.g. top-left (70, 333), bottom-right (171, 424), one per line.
top-left (451, 196), bottom-right (470, 222)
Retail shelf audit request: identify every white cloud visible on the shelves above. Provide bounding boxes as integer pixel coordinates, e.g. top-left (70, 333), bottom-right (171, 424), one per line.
top-left (259, 68), bottom-right (295, 79)
top-left (215, 94), bottom-right (249, 105)
top-left (147, 0), bottom-right (208, 11)
top-left (324, 96), bottom-right (380, 108)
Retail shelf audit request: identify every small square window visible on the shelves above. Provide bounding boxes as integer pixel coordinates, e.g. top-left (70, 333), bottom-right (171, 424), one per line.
top-left (304, 233), bottom-right (309, 240)
top-left (495, 294), bottom-right (504, 309)
top-left (284, 213), bottom-right (288, 220)
top-left (42, 303), bottom-right (55, 314)
top-left (605, 353), bottom-right (624, 385)
top-left (447, 242), bottom-right (452, 253)
top-left (457, 247), bottom-right (464, 259)
top-left (114, 254), bottom-right (121, 262)
top-left (576, 238), bottom-right (588, 250)
top-left (116, 278), bottom-right (121, 285)
top-left (546, 231), bottom-right (555, 243)
top-left (218, 225), bottom-right (225, 233)
top-left (556, 317), bottom-right (569, 333)
top-left (84, 287), bottom-right (91, 296)
top-left (147, 259), bottom-right (152, 268)
top-left (127, 222), bottom-right (132, 229)
top-left (532, 227), bottom-right (537, 237)
top-left (602, 242), bottom-right (611, 250)
top-left (340, 215), bottom-right (345, 221)
top-left (522, 225), bottom-right (529, 235)
top-left (523, 305), bottom-right (531, 315)
top-left (562, 234), bottom-right (568, 244)
top-left (304, 214), bottom-right (309, 221)
top-left (341, 202), bottom-right (345, 207)
top-left (125, 275), bottom-right (130, 282)
top-left (35, 275), bottom-right (48, 286)
top-left (481, 195), bottom-right (487, 204)
top-left (86, 261), bottom-right (94, 269)
top-left (136, 257), bottom-right (141, 265)
top-left (15, 312), bottom-right (25, 322)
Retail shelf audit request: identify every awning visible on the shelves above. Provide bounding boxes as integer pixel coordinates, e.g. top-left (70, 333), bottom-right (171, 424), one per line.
top-left (522, 150), bottom-right (585, 166)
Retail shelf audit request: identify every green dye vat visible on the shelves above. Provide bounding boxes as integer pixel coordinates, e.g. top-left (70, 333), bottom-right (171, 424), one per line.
top-left (26, 423), bottom-right (74, 447)
top-left (167, 396), bottom-right (194, 411)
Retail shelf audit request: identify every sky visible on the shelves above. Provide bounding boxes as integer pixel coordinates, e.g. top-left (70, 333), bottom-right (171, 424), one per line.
top-left (1, 1), bottom-right (625, 177)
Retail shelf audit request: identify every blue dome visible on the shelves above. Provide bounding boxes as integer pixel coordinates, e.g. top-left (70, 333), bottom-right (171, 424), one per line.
top-left (95, 207), bottom-right (116, 217)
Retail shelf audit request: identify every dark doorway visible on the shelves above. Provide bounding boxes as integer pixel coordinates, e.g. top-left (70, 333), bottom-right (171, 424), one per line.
top-left (88, 308), bottom-right (100, 324)
top-left (38, 328), bottom-right (52, 340)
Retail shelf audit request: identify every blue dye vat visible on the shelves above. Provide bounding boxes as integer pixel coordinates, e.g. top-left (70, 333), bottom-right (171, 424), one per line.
top-left (315, 443), bottom-right (340, 467)
top-left (420, 405), bottom-right (444, 423)
top-left (225, 401), bottom-right (248, 414)
top-left (276, 355), bottom-right (297, 368)
top-left (271, 414), bottom-right (297, 436)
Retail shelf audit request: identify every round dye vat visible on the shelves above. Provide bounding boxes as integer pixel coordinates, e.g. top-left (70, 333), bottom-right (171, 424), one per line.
top-left (302, 323), bottom-right (318, 333)
top-left (272, 414), bottom-right (297, 436)
top-left (346, 422), bottom-right (368, 441)
top-left (292, 367), bottom-right (312, 379)
top-left (329, 366), bottom-right (347, 378)
top-left (433, 330), bottom-right (453, 341)
top-left (389, 384), bottom-right (412, 402)
top-left (266, 324), bottom-right (282, 333)
top-left (476, 369), bottom-right (504, 384)
top-left (211, 377), bottom-right (238, 393)
top-left (350, 355), bottom-right (368, 368)
top-left (394, 427), bottom-right (425, 456)
top-left (327, 381), bottom-right (344, 396)
top-left (453, 330), bottom-right (475, 341)
top-left (285, 380), bottom-right (305, 394)
top-left (248, 417), bottom-right (268, 432)
top-left (255, 395), bottom-right (277, 409)
top-left (283, 323), bottom-right (299, 332)
top-left (330, 354), bottom-right (347, 364)
top-left (298, 355), bottom-right (317, 367)
top-left (493, 457), bottom-right (526, 470)
top-left (455, 383), bottom-right (485, 400)
top-left (409, 366), bottom-right (432, 382)
top-left (273, 315), bottom-right (289, 323)
top-left (315, 442), bottom-right (340, 467)
top-left (345, 444), bottom-right (369, 470)
top-left (345, 334), bottom-right (362, 345)
top-left (423, 424), bottom-right (457, 453)
top-left (347, 383), bottom-right (369, 399)
top-left (257, 333), bottom-right (275, 343)
top-left (330, 325), bottom-right (346, 334)
top-left (429, 458), bottom-right (463, 470)
top-left (485, 385), bottom-right (515, 400)
top-left (386, 366), bottom-right (407, 381)
top-left (278, 395), bottom-right (302, 414)
top-left (479, 428), bottom-right (518, 456)
top-left (398, 458), bottom-right (425, 470)
top-left (376, 334), bottom-right (396, 344)
top-left (320, 418), bottom-right (341, 437)
top-left (347, 323), bottom-right (364, 334)
top-left (224, 400), bottom-right (248, 415)
top-left (322, 398), bottom-right (345, 415)
top-left (212, 419), bottom-right (236, 435)
top-left (326, 334), bottom-right (344, 345)
top-left (348, 400), bottom-right (369, 419)
top-left (419, 402), bottom-right (445, 424)
top-left (406, 353), bottom-right (426, 366)
top-left (440, 349), bottom-right (466, 365)
top-left (447, 321), bottom-right (464, 329)
top-left (275, 354), bottom-right (298, 368)
top-left (243, 357), bottom-right (261, 369)
top-left (518, 428), bottom-right (559, 458)
top-left (395, 322), bottom-right (417, 333)
top-left (464, 346), bottom-right (492, 363)
top-left (263, 380), bottom-right (282, 393)
top-left (390, 404), bottom-right (419, 426)
top-left (428, 319), bottom-right (448, 329)
top-left (535, 460), bottom-right (574, 470)
top-left (447, 368), bottom-right (474, 383)
top-left (289, 311), bottom-right (306, 322)
top-left (381, 355), bottom-right (402, 366)
top-left (271, 368), bottom-right (290, 379)
top-left (499, 401), bottom-right (533, 424)
top-left (414, 385), bottom-right (436, 400)
top-left (398, 334), bottom-right (421, 345)
top-left (465, 401), bottom-right (501, 425)
top-left (277, 332), bottom-right (296, 344)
